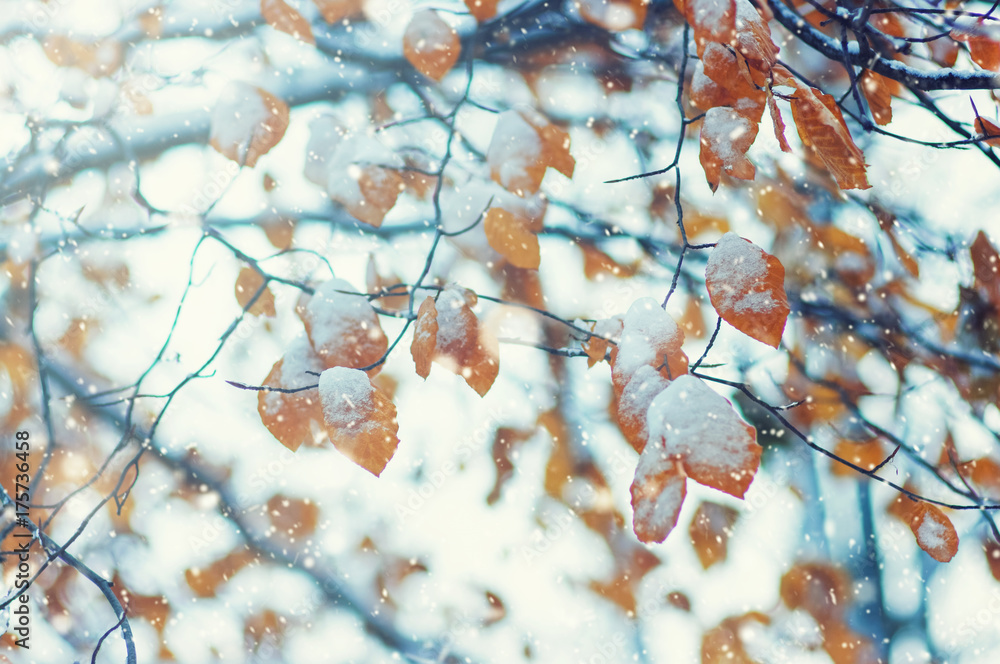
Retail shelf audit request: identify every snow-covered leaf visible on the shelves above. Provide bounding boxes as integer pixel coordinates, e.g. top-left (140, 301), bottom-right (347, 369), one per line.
top-left (297, 278), bottom-right (388, 374)
top-left (705, 232), bottom-right (789, 348)
top-left (209, 82), bottom-right (289, 168)
top-left (319, 367), bottom-right (400, 476)
top-left (403, 10), bottom-right (461, 81)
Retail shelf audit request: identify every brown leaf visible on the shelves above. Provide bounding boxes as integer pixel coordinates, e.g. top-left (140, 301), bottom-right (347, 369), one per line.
top-left (705, 233), bottom-right (789, 348)
top-left (261, 0), bottom-right (315, 43)
top-left (267, 494), bottom-right (320, 538)
top-left (319, 367), bottom-right (400, 476)
top-left (209, 83), bottom-right (290, 168)
top-left (411, 296), bottom-right (439, 379)
top-left (700, 106), bottom-right (759, 192)
top-left (859, 69), bottom-right (895, 126)
top-left (484, 207), bottom-right (540, 269)
top-left (487, 427), bottom-right (536, 504)
top-left (788, 82), bottom-right (870, 190)
top-left (313, 0), bottom-right (363, 23)
top-left (235, 267), bottom-right (276, 317)
top-left (185, 550), bottom-right (257, 598)
top-left (464, 0), bottom-right (500, 21)
top-left (403, 11), bottom-right (461, 81)
top-left (689, 501), bottom-right (740, 569)
top-left (908, 503), bottom-right (959, 563)
top-left (432, 286), bottom-right (500, 396)
top-left (257, 338), bottom-right (326, 452)
top-left (297, 278), bottom-right (388, 375)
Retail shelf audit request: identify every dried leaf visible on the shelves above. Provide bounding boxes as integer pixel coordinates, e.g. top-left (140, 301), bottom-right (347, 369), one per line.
top-left (411, 296), bottom-right (438, 379)
top-left (908, 503), bottom-right (959, 562)
top-left (767, 90), bottom-right (792, 152)
top-left (689, 501), bottom-right (740, 569)
top-left (235, 267), bottom-right (276, 317)
top-left (432, 286), bottom-right (500, 396)
top-left (403, 11), bottom-right (461, 81)
top-left (313, 0), bottom-right (363, 23)
top-left (257, 337), bottom-right (326, 452)
top-left (318, 367), bottom-right (400, 476)
top-left (578, 0), bottom-right (647, 31)
top-left (645, 374), bottom-right (761, 499)
top-left (616, 365), bottom-right (671, 453)
top-left (297, 278), bottom-right (388, 374)
top-left (487, 110), bottom-right (574, 196)
top-left (631, 458), bottom-right (687, 544)
top-left (860, 69), bottom-right (895, 126)
top-left (185, 550), bottom-right (257, 598)
top-left (788, 82), bottom-right (870, 190)
top-left (700, 106), bottom-right (759, 192)
top-left (487, 428), bottom-right (536, 504)
top-left (780, 562), bottom-right (850, 623)
top-left (210, 82), bottom-right (290, 168)
top-left (830, 438), bottom-right (887, 477)
top-left (484, 207), bottom-right (540, 269)
top-left (464, 0), bottom-right (500, 21)
top-left (705, 233), bottom-right (789, 348)
top-left (267, 494), bottom-right (319, 538)
top-left (261, 0), bottom-right (315, 43)
top-left (611, 297), bottom-right (688, 401)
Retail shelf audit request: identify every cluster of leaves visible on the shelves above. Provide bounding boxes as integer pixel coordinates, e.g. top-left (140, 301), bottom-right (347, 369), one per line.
top-left (7, 0), bottom-right (1000, 661)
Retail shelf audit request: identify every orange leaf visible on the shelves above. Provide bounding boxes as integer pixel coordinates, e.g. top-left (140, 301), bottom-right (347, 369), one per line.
top-left (580, 242), bottom-right (639, 279)
top-left (830, 439), bottom-right (887, 477)
top-left (951, 26), bottom-right (1000, 70)
top-left (971, 230), bottom-right (1000, 304)
top-left (464, 0), bottom-right (500, 21)
top-left (860, 69), bottom-right (895, 126)
top-left (235, 267), bottom-right (276, 317)
top-left (318, 367), bottom-right (400, 476)
top-left (487, 110), bottom-right (575, 196)
top-left (209, 82), bottom-right (289, 168)
top-left (689, 501), bottom-right (740, 569)
top-left (616, 365), bottom-right (671, 454)
top-left (645, 374), bottom-right (761, 499)
top-left (403, 10), bottom-right (461, 81)
top-left (267, 494), bottom-right (319, 538)
top-left (985, 538), bottom-right (1000, 581)
top-left (767, 90), bottom-right (792, 152)
top-left (699, 106), bottom-right (759, 192)
top-left (582, 316), bottom-right (623, 368)
top-left (484, 207), bottom-right (540, 269)
top-left (700, 43), bottom-right (765, 121)
top-left (630, 458), bottom-right (687, 544)
top-left (257, 338), bottom-right (325, 452)
top-left (908, 503), bottom-right (959, 562)
top-left (974, 115), bottom-right (1000, 148)
top-left (297, 278), bottom-right (388, 375)
top-left (185, 550), bottom-right (257, 598)
top-left (611, 297), bottom-right (688, 401)
top-left (705, 233), bottom-right (789, 348)
top-left (313, 0), bottom-right (363, 23)
top-left (432, 286), bottom-right (500, 396)
top-left (261, 0), bottom-right (315, 43)
top-left (684, 0), bottom-right (736, 53)
top-left (410, 296), bottom-right (438, 379)
top-left (788, 82), bottom-right (870, 190)
top-left (780, 562), bottom-right (850, 622)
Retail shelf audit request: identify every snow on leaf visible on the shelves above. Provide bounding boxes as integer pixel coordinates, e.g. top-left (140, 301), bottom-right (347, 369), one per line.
top-left (303, 115), bottom-right (344, 186)
top-left (235, 267), bottom-right (275, 317)
top-left (908, 503), bottom-right (959, 563)
top-left (484, 207), bottom-right (540, 269)
top-left (700, 42), bottom-right (765, 121)
top-left (321, 131), bottom-right (405, 227)
top-left (647, 374), bottom-right (760, 498)
top-left (684, 0), bottom-right (736, 53)
top-left (410, 296), bottom-right (438, 379)
top-left (699, 106), bottom-right (758, 192)
top-left (705, 232), bottom-right (789, 348)
top-left (297, 278), bottom-right (388, 374)
top-left (732, 0), bottom-right (778, 73)
top-left (617, 365), bottom-right (671, 454)
top-left (611, 297), bottom-right (688, 401)
top-left (318, 367), bottom-right (400, 477)
top-left (209, 82), bottom-right (289, 168)
top-left (433, 286), bottom-right (500, 396)
top-left (487, 110), bottom-right (574, 196)
top-left (630, 455), bottom-right (687, 544)
top-left (257, 337), bottom-right (326, 452)
top-left (403, 10), bottom-right (461, 81)
top-left (261, 0), bottom-right (315, 44)
top-left (788, 82), bottom-right (871, 190)
top-left (267, 495), bottom-right (319, 538)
